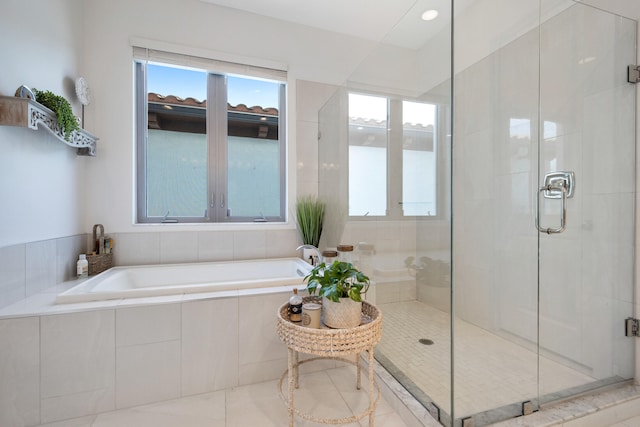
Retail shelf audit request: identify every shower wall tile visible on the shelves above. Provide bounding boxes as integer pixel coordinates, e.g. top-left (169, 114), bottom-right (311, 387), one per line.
top-left (399, 223), bottom-right (420, 253)
top-left (540, 14), bottom-right (583, 138)
top-left (26, 239), bottom-right (57, 297)
top-left (342, 222), bottom-right (377, 248)
top-left (296, 120), bottom-right (319, 188)
top-left (457, 199), bottom-right (493, 270)
top-left (0, 316), bottom-right (40, 427)
top-left (582, 193), bottom-right (635, 303)
top-left (582, 86), bottom-right (635, 195)
top-left (160, 231), bottom-right (198, 264)
top-left (296, 80), bottom-right (339, 123)
top-left (0, 244), bottom-right (25, 309)
top-left (181, 297), bottom-right (239, 395)
top-left (454, 53), bottom-right (495, 136)
top-left (539, 237), bottom-right (583, 363)
top-left (455, 265), bottom-right (493, 330)
top-left (197, 231), bottom-right (234, 261)
top-left (112, 232), bottom-right (160, 266)
top-left (460, 129), bottom-right (493, 200)
top-left (40, 310), bottom-right (115, 423)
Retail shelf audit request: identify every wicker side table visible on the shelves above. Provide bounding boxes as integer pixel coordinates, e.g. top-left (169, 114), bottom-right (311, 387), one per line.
top-left (276, 296), bottom-right (382, 427)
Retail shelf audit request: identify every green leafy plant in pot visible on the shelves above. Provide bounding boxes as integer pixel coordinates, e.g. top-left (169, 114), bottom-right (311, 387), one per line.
top-left (33, 88), bottom-right (79, 141)
top-left (304, 260), bottom-right (370, 328)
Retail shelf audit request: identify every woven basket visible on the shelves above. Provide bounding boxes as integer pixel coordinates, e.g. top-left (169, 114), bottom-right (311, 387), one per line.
top-left (322, 297), bottom-right (362, 328)
top-left (87, 253), bottom-right (113, 276)
top-left (87, 224), bottom-right (113, 275)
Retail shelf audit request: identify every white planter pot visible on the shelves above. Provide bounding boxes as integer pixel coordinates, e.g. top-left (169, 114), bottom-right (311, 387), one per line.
top-left (322, 297), bottom-right (362, 328)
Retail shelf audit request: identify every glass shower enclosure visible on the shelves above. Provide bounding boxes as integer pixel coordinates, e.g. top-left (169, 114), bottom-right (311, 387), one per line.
top-left (318, 1), bottom-right (636, 425)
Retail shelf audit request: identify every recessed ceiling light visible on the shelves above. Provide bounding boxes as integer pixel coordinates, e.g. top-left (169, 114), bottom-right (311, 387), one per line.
top-left (421, 9), bottom-right (438, 21)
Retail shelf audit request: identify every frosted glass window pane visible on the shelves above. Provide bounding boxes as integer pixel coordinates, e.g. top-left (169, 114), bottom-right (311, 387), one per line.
top-left (226, 76), bottom-right (281, 217)
top-left (402, 101), bottom-right (436, 216)
top-left (348, 93), bottom-right (388, 216)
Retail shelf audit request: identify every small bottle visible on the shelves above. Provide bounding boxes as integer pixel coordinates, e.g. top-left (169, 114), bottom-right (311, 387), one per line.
top-left (289, 288), bottom-right (303, 322)
top-left (77, 254), bottom-right (89, 278)
top-left (337, 244), bottom-right (354, 264)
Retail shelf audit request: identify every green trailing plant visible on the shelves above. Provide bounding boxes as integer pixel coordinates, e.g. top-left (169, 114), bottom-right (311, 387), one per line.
top-left (304, 261), bottom-right (370, 303)
top-left (33, 89), bottom-right (79, 141)
top-left (295, 195), bottom-right (325, 247)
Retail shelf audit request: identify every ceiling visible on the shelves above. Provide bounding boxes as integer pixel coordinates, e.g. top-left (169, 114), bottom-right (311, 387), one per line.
top-left (199, 0), bottom-right (464, 50)
top-left (199, 0), bottom-right (640, 51)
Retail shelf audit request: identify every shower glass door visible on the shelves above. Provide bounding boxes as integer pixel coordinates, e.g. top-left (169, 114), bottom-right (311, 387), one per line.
top-left (453, 0), bottom-right (636, 424)
top-left (537, 0), bottom-right (636, 405)
top-left (452, 0), bottom-right (542, 422)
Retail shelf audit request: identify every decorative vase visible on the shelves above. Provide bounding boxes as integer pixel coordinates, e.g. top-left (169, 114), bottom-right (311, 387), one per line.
top-left (322, 297), bottom-right (362, 328)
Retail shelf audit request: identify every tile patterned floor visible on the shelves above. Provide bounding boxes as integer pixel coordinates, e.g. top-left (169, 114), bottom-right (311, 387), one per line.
top-left (376, 300), bottom-right (597, 420)
top-left (34, 366), bottom-right (410, 427)
top-left (608, 415), bottom-right (640, 427)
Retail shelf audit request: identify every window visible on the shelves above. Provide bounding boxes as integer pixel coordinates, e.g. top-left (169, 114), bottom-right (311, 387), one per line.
top-left (348, 92), bottom-right (438, 218)
top-left (135, 52), bottom-right (286, 223)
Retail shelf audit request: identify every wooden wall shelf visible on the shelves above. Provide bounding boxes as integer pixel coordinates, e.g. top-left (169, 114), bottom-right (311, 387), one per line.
top-left (0, 96), bottom-right (98, 156)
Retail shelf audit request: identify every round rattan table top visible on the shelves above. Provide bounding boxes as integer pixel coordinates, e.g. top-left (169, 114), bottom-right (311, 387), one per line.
top-left (276, 296), bottom-right (382, 356)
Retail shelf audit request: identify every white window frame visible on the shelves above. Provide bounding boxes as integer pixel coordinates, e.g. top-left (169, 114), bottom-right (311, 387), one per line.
top-left (134, 49), bottom-right (287, 224)
top-left (347, 91), bottom-right (445, 220)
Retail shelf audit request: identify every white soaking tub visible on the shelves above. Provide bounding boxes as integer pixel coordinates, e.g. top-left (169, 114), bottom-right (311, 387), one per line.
top-left (56, 257), bottom-right (312, 304)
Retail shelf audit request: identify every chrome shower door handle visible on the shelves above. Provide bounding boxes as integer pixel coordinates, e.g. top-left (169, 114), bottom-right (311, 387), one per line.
top-left (536, 183), bottom-right (567, 234)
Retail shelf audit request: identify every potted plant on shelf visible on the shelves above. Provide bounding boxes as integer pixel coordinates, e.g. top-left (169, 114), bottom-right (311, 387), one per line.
top-left (304, 260), bottom-right (370, 328)
top-left (33, 88), bottom-right (79, 141)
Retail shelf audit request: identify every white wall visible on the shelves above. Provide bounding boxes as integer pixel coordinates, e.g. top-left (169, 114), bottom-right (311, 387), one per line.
top-left (0, 0), bottom-right (85, 247)
top-left (0, 0), bottom-right (381, 248)
top-left (79, 0), bottom-right (377, 236)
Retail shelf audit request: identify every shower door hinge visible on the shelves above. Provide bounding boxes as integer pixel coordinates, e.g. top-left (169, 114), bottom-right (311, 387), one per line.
top-left (627, 65), bottom-right (640, 83)
top-left (625, 317), bottom-right (640, 337)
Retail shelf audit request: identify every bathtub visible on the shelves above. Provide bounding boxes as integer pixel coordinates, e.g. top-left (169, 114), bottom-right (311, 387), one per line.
top-left (56, 257), bottom-right (313, 304)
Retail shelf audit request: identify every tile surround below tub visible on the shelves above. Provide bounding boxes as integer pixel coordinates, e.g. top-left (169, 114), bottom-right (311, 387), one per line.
top-left (40, 310), bottom-right (116, 423)
top-left (116, 339), bottom-right (181, 409)
top-left (181, 297), bottom-right (239, 395)
top-left (116, 303), bottom-right (181, 347)
top-left (0, 316), bottom-right (40, 427)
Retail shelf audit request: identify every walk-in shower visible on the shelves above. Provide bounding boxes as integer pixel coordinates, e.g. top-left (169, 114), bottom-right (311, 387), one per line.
top-left (318, 1), bottom-right (636, 425)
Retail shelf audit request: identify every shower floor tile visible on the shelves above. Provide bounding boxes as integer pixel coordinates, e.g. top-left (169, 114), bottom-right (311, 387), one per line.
top-left (376, 300), bottom-right (596, 419)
